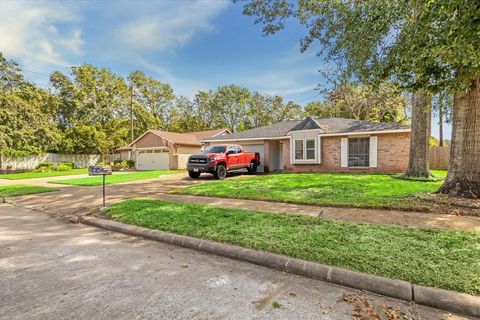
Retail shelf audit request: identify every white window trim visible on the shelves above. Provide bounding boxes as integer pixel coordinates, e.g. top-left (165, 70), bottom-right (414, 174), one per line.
top-left (341, 136), bottom-right (378, 168)
top-left (290, 138), bottom-right (319, 164)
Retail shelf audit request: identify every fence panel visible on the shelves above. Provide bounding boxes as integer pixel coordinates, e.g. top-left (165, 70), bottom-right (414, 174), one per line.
top-left (429, 146), bottom-right (450, 170)
top-left (2, 153), bottom-right (101, 170)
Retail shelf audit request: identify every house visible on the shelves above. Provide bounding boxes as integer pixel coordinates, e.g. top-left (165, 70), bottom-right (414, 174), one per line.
top-left (201, 117), bottom-right (410, 173)
top-left (118, 128), bottom-right (230, 170)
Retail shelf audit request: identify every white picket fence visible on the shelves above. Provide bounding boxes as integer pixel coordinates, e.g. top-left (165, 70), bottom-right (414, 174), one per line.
top-left (1, 153), bottom-right (102, 170)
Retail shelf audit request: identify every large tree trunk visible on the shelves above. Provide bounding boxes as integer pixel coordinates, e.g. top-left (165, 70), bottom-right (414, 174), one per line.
top-left (439, 76), bottom-right (480, 198)
top-left (403, 92), bottom-right (431, 178)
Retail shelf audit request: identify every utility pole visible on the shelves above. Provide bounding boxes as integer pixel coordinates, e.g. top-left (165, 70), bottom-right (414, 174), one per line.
top-left (130, 85), bottom-right (134, 142)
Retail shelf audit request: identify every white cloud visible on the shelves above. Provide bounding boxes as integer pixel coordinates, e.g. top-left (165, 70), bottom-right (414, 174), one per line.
top-left (116, 0), bottom-right (229, 51)
top-left (0, 1), bottom-right (84, 70)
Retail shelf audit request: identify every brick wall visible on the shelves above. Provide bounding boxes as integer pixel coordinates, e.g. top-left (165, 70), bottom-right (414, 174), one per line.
top-left (282, 132), bottom-right (410, 174)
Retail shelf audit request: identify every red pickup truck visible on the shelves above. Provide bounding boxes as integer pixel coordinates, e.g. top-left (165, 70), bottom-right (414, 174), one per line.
top-left (187, 145), bottom-right (260, 179)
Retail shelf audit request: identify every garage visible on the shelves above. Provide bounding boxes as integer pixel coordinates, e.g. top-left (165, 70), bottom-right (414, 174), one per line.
top-left (136, 149), bottom-right (169, 170)
top-left (242, 144), bottom-right (265, 172)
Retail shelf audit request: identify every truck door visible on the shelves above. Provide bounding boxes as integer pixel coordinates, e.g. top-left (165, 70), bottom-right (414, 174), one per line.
top-left (235, 145), bottom-right (245, 168)
top-left (226, 145), bottom-right (238, 169)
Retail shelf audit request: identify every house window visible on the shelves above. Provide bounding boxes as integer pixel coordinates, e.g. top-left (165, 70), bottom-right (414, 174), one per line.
top-left (294, 139), bottom-right (316, 161)
top-left (294, 140), bottom-right (303, 160)
top-left (348, 138), bottom-right (369, 167)
top-left (306, 139), bottom-right (315, 160)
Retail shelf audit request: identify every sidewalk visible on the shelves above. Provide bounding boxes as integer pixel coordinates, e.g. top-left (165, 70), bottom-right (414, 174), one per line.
top-left (8, 176), bottom-right (480, 232)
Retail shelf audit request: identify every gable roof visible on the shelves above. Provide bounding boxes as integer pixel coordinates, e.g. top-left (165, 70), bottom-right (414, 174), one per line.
top-left (125, 128), bottom-right (229, 148)
top-left (202, 117), bottom-right (409, 141)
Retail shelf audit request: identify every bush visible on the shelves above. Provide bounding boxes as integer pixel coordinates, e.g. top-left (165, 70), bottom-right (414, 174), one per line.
top-left (59, 161), bottom-right (74, 169)
top-left (56, 164), bottom-right (72, 171)
top-left (113, 160), bottom-right (129, 170)
top-left (37, 162), bottom-right (54, 170)
top-left (126, 160), bottom-right (135, 168)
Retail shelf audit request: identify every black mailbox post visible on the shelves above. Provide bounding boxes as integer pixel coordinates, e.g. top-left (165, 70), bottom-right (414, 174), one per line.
top-left (88, 165), bottom-right (112, 209)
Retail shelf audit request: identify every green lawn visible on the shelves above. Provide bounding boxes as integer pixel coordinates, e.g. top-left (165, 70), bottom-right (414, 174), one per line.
top-left (0, 168), bottom-right (87, 180)
top-left (177, 171), bottom-right (447, 210)
top-left (51, 170), bottom-right (183, 186)
top-left (0, 185), bottom-right (58, 197)
top-left (107, 198), bottom-right (480, 294)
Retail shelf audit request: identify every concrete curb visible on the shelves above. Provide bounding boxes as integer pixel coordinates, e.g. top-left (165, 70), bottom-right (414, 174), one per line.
top-left (80, 216), bottom-right (480, 317)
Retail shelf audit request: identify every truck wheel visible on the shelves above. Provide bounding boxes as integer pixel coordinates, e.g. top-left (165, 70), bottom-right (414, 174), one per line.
top-left (188, 171), bottom-right (201, 179)
top-left (247, 161), bottom-right (257, 174)
top-left (214, 165), bottom-right (227, 180)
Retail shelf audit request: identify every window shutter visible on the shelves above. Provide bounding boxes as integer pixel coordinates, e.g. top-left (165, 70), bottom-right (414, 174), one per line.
top-left (317, 136), bottom-right (322, 164)
top-left (340, 138), bottom-right (348, 167)
top-left (369, 136), bottom-right (378, 168)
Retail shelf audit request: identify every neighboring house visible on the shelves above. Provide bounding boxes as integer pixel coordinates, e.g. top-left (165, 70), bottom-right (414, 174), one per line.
top-left (201, 117), bottom-right (410, 173)
top-left (118, 128), bottom-right (230, 170)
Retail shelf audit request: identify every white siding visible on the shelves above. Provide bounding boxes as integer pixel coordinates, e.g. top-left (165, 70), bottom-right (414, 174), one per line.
top-left (289, 130), bottom-right (321, 164)
top-left (369, 136), bottom-right (378, 168)
top-left (340, 138), bottom-right (348, 168)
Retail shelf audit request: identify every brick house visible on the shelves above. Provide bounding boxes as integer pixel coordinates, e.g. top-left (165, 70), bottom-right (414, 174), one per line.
top-left (201, 117), bottom-right (410, 173)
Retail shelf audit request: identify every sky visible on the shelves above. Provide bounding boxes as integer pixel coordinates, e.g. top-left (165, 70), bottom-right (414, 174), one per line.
top-left (0, 0), bottom-right (449, 139)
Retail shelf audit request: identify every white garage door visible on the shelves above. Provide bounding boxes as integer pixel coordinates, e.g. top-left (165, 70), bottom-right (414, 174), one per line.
top-left (242, 144), bottom-right (265, 172)
top-left (136, 149), bottom-right (169, 170)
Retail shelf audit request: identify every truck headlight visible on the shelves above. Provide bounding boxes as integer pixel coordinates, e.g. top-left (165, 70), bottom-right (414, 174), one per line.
top-left (208, 157), bottom-right (216, 162)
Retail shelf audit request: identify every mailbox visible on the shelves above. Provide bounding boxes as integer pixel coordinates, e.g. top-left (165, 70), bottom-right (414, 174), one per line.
top-left (88, 165), bottom-right (112, 176)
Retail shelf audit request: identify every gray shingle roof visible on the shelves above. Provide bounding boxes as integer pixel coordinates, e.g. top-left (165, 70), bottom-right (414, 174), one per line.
top-left (203, 120), bottom-right (302, 141)
top-left (202, 117), bottom-right (409, 141)
top-left (312, 117), bottom-right (409, 133)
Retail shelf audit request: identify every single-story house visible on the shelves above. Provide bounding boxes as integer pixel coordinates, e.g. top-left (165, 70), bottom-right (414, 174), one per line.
top-left (117, 128), bottom-right (230, 170)
top-left (201, 117), bottom-right (410, 173)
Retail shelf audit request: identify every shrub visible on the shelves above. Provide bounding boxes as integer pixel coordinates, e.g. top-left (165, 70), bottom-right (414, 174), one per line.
top-left (56, 164), bottom-right (72, 171)
top-left (126, 160), bottom-right (135, 168)
top-left (59, 161), bottom-right (74, 169)
top-left (37, 162), bottom-right (54, 170)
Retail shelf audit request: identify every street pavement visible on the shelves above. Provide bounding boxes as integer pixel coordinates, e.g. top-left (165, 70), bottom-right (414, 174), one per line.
top-left (0, 204), bottom-right (467, 320)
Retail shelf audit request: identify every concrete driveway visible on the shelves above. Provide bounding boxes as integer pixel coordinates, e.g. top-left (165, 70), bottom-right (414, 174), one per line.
top-left (0, 204), bottom-right (461, 320)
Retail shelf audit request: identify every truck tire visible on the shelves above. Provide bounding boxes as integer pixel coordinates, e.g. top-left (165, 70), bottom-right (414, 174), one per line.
top-left (188, 171), bottom-right (201, 179)
top-left (214, 165), bottom-right (227, 180)
top-left (247, 161), bottom-right (257, 174)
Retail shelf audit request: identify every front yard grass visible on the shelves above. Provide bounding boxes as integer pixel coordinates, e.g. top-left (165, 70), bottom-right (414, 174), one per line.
top-left (0, 168), bottom-right (87, 180)
top-left (51, 170), bottom-right (183, 186)
top-left (107, 198), bottom-right (480, 295)
top-left (0, 185), bottom-right (58, 197)
top-left (177, 171), bottom-right (446, 210)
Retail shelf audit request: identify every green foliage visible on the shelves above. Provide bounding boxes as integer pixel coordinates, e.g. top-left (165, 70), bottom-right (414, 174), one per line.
top-left (305, 82), bottom-right (408, 123)
top-left (108, 198), bottom-right (480, 294)
top-left (240, 0), bottom-right (480, 92)
top-left (126, 160), bottom-right (135, 168)
top-left (37, 162), bottom-right (54, 170)
top-left (55, 164), bottom-right (72, 172)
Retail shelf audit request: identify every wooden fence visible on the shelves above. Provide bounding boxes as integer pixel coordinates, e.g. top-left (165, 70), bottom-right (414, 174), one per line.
top-left (1, 153), bottom-right (102, 170)
top-left (429, 146), bottom-right (450, 170)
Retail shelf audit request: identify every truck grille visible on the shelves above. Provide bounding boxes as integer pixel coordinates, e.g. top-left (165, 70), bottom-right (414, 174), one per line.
top-left (189, 156), bottom-right (208, 164)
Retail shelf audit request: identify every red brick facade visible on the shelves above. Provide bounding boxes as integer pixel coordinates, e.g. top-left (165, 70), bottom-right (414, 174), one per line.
top-left (282, 132), bottom-right (410, 174)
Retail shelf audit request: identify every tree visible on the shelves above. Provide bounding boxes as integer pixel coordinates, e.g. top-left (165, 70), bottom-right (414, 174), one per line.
top-left (50, 64), bottom-right (131, 153)
top-left (210, 85), bottom-right (251, 132)
top-left (0, 54), bottom-right (60, 168)
top-left (307, 82), bottom-right (408, 123)
top-left (240, 0), bottom-right (480, 195)
top-left (128, 71), bottom-right (175, 131)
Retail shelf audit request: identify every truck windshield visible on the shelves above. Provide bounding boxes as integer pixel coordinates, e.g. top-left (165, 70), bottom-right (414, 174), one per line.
top-left (202, 146), bottom-right (227, 154)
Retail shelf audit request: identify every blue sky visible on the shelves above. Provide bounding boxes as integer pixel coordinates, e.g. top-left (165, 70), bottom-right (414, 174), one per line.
top-left (0, 0), bottom-right (448, 138)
